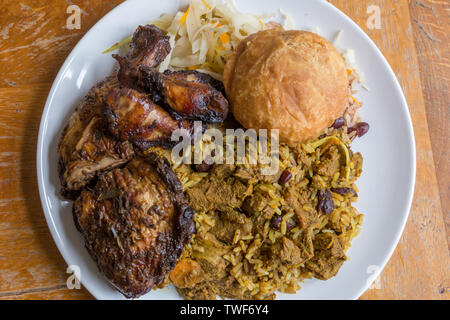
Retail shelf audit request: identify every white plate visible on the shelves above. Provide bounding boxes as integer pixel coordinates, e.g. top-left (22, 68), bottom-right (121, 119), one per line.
top-left (37, 0), bottom-right (416, 300)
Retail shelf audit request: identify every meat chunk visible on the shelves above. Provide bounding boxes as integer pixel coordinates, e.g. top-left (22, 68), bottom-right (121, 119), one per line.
top-left (313, 145), bottom-right (341, 176)
top-left (234, 165), bottom-right (281, 183)
top-left (186, 176), bottom-right (249, 213)
top-left (178, 275), bottom-right (251, 300)
top-left (304, 232), bottom-right (346, 280)
top-left (242, 191), bottom-right (270, 214)
top-left (104, 87), bottom-right (192, 151)
top-left (58, 76), bottom-right (135, 197)
top-left (252, 206), bottom-right (275, 239)
top-left (297, 228), bottom-right (314, 263)
top-left (191, 232), bottom-right (230, 280)
top-left (270, 231), bottom-right (314, 267)
top-left (210, 210), bottom-right (253, 244)
top-left (214, 276), bottom-right (252, 300)
top-left (283, 184), bottom-right (317, 229)
top-left (280, 237), bottom-right (302, 266)
top-left (73, 153), bottom-right (195, 298)
top-left (186, 162), bottom-right (251, 213)
top-left (177, 282), bottom-right (217, 300)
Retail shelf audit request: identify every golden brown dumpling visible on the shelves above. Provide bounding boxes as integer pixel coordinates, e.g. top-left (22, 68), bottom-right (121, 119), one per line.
top-left (223, 29), bottom-right (348, 145)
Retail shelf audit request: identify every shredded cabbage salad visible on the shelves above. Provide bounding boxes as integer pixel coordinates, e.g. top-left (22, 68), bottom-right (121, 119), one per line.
top-left (103, 0), bottom-right (294, 79)
top-left (103, 0), bottom-right (365, 90)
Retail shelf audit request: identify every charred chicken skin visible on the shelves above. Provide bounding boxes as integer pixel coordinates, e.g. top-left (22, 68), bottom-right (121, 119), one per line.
top-left (114, 56), bottom-right (229, 123)
top-left (113, 25), bottom-right (229, 123)
top-left (73, 153), bottom-right (195, 298)
top-left (122, 24), bottom-right (171, 70)
top-left (114, 24), bottom-right (170, 88)
top-left (160, 69), bottom-right (226, 94)
top-left (138, 66), bottom-right (229, 123)
top-left (58, 76), bottom-right (135, 198)
top-left (104, 87), bottom-right (193, 151)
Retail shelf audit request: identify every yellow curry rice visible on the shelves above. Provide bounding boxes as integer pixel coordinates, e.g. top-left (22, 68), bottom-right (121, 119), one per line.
top-left (150, 127), bottom-right (363, 300)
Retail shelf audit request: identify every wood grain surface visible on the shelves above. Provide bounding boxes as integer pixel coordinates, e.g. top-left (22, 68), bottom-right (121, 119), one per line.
top-left (0, 0), bottom-right (448, 300)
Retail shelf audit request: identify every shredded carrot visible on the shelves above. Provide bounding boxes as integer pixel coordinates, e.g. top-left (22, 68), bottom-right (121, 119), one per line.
top-left (201, 0), bottom-right (212, 9)
top-left (187, 65), bottom-right (197, 70)
top-left (219, 32), bottom-right (230, 44)
top-left (102, 35), bottom-right (132, 54)
top-left (180, 7), bottom-right (190, 26)
top-left (215, 22), bottom-right (223, 28)
top-left (350, 95), bottom-right (360, 105)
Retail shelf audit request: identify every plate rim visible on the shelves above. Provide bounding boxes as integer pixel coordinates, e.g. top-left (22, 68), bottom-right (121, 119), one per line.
top-left (36, 0), bottom-right (416, 300)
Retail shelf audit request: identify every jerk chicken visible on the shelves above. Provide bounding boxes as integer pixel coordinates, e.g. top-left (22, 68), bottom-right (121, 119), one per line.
top-left (120, 24), bottom-right (171, 70)
top-left (58, 25), bottom-right (173, 196)
top-left (58, 76), bottom-right (135, 197)
top-left (104, 87), bottom-right (193, 151)
top-left (57, 23), bottom-right (229, 298)
top-left (112, 24), bottom-right (228, 123)
top-left (137, 66), bottom-right (229, 123)
top-left (73, 153), bottom-right (195, 298)
top-left (114, 55), bottom-right (229, 123)
top-left (59, 24), bottom-right (228, 195)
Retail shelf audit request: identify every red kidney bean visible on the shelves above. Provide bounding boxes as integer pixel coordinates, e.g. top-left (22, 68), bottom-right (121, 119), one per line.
top-left (331, 187), bottom-right (358, 197)
top-left (193, 161), bottom-right (212, 172)
top-left (348, 122), bottom-right (370, 138)
top-left (332, 117), bottom-right (345, 129)
top-left (193, 149), bottom-right (216, 172)
top-left (279, 170), bottom-right (292, 185)
top-left (316, 189), bottom-right (335, 214)
top-left (270, 215), bottom-right (282, 229)
top-left (356, 122), bottom-right (370, 137)
top-left (286, 222), bottom-right (295, 233)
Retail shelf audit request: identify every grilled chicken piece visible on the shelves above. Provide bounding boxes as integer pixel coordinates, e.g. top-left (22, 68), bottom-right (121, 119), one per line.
top-left (58, 76), bottom-right (135, 197)
top-left (112, 24), bottom-right (228, 123)
top-left (115, 24), bottom-right (170, 88)
top-left (104, 87), bottom-right (193, 151)
top-left (114, 59), bottom-right (229, 123)
top-left (73, 152), bottom-right (196, 298)
top-left (152, 68), bottom-right (229, 122)
top-left (123, 24), bottom-right (170, 70)
top-left (162, 69), bottom-right (226, 94)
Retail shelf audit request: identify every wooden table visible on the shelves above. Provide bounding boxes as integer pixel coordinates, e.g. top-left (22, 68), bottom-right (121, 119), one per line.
top-left (0, 0), bottom-right (448, 300)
